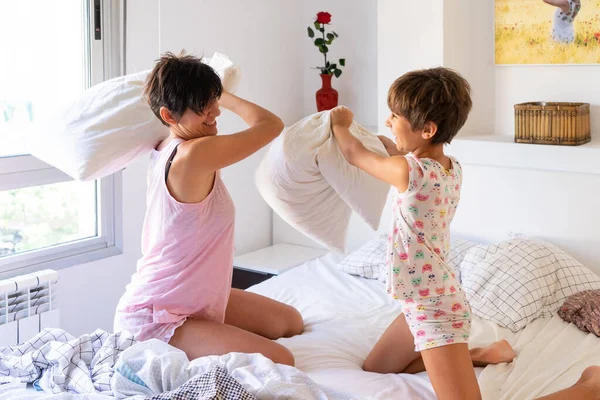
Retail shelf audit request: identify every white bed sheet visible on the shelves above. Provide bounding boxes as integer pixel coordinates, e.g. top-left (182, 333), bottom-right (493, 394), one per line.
top-left (249, 253), bottom-right (600, 400)
top-left (247, 253), bottom-right (498, 400)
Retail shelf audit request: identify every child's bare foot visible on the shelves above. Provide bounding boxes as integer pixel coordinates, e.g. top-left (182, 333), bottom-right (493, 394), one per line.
top-left (471, 340), bottom-right (516, 366)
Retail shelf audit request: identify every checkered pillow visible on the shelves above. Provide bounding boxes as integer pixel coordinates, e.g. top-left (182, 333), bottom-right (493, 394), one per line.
top-left (446, 237), bottom-right (478, 283)
top-left (337, 235), bottom-right (387, 279)
top-left (461, 238), bottom-right (600, 332)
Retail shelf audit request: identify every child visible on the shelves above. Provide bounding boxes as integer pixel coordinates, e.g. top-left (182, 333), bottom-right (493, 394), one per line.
top-left (543, 0), bottom-right (581, 43)
top-left (330, 67), bottom-right (515, 399)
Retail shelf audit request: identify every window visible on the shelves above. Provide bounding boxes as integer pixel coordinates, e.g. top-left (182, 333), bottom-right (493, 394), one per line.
top-left (0, 0), bottom-right (124, 277)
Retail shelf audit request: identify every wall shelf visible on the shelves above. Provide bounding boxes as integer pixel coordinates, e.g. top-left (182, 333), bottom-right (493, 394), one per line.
top-left (447, 134), bottom-right (600, 175)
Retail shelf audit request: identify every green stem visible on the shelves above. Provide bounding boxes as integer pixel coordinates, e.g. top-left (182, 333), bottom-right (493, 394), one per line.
top-left (322, 27), bottom-right (328, 73)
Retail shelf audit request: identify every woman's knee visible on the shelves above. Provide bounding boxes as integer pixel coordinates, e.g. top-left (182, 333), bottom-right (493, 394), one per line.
top-left (269, 304), bottom-right (303, 339)
top-left (270, 343), bottom-right (295, 366)
top-left (282, 306), bottom-right (304, 338)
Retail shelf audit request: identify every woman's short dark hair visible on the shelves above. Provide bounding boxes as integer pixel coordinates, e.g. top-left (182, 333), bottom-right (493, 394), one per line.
top-left (144, 50), bottom-right (223, 126)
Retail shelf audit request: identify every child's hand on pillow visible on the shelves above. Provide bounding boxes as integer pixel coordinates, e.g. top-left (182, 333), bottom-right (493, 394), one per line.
top-left (330, 106), bottom-right (354, 129)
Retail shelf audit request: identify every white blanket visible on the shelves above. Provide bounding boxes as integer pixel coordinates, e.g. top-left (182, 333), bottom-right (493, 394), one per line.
top-left (0, 329), bottom-right (357, 400)
top-left (113, 339), bottom-right (358, 400)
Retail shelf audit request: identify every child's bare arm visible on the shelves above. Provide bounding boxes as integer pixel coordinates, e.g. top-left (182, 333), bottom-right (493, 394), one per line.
top-left (330, 107), bottom-right (409, 192)
top-left (378, 135), bottom-right (407, 157)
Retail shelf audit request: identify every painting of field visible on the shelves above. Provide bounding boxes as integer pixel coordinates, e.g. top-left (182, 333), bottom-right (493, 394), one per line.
top-left (495, 0), bottom-right (600, 64)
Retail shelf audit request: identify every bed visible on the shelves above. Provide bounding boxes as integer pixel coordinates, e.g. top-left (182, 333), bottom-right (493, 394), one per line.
top-left (247, 251), bottom-right (600, 400)
top-left (9, 246), bottom-right (600, 399)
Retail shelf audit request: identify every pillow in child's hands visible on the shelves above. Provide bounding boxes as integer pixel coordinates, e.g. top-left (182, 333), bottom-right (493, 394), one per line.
top-left (255, 111), bottom-right (388, 252)
top-left (338, 234), bottom-right (387, 279)
top-left (317, 126), bottom-right (390, 231)
top-left (255, 112), bottom-right (351, 252)
top-left (26, 52), bottom-right (240, 181)
top-left (460, 238), bottom-right (600, 332)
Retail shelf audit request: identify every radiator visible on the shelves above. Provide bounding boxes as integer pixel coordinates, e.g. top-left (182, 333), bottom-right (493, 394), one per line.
top-left (0, 269), bottom-right (59, 346)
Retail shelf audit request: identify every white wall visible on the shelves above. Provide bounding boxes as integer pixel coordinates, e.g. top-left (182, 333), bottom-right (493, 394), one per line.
top-left (445, 0), bottom-right (600, 137)
top-left (377, 0), bottom-right (444, 135)
top-left (440, 0), bottom-right (600, 272)
top-left (301, 0), bottom-right (378, 128)
top-left (370, 0), bottom-right (600, 274)
top-left (453, 165), bottom-right (600, 271)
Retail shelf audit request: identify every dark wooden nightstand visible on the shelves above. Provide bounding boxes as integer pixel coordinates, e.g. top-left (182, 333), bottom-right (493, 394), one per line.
top-left (232, 243), bottom-right (328, 290)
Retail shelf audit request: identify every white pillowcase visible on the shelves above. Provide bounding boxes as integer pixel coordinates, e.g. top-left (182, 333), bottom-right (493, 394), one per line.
top-left (26, 53), bottom-right (241, 181)
top-left (461, 238), bottom-right (600, 332)
top-left (255, 111), bottom-right (389, 252)
top-left (338, 234), bottom-right (387, 279)
top-left (317, 125), bottom-right (391, 231)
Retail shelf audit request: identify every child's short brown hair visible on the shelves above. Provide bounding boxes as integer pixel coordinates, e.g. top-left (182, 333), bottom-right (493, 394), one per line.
top-left (387, 67), bottom-right (472, 144)
top-left (144, 51), bottom-right (222, 126)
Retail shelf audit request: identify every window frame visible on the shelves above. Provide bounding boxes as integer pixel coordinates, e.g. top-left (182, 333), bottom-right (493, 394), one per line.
top-left (0, 0), bottom-right (126, 278)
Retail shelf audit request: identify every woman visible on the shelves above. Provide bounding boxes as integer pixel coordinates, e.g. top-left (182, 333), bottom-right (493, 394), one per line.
top-left (114, 51), bottom-right (303, 365)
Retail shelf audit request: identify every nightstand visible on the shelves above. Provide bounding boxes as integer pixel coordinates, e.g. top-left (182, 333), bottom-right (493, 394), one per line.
top-left (232, 243), bottom-right (328, 289)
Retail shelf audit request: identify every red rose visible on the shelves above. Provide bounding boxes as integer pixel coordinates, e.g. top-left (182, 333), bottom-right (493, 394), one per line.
top-left (316, 12), bottom-right (332, 24)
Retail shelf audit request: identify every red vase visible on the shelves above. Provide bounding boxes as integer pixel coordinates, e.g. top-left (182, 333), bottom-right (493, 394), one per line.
top-left (316, 74), bottom-right (338, 111)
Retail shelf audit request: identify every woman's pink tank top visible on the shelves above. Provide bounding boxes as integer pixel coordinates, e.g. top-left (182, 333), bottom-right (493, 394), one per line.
top-left (116, 138), bottom-right (235, 329)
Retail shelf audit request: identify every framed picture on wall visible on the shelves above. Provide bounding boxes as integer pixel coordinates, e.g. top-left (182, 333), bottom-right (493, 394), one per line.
top-left (495, 0), bottom-right (600, 65)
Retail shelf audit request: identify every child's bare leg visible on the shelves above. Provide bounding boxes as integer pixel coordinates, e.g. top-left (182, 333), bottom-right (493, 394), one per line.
top-left (422, 343), bottom-right (482, 400)
top-left (403, 339), bottom-right (516, 374)
top-left (363, 314), bottom-right (421, 373)
top-left (536, 366), bottom-right (600, 400)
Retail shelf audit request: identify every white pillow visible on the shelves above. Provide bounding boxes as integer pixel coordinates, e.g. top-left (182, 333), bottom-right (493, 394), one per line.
top-left (26, 53), bottom-right (241, 181)
top-left (460, 238), bottom-right (600, 332)
top-left (318, 126), bottom-right (390, 230)
top-left (255, 111), bottom-right (389, 252)
top-left (338, 234), bottom-right (387, 279)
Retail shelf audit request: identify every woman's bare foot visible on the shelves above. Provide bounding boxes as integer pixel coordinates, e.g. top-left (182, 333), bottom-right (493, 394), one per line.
top-left (471, 340), bottom-right (516, 367)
